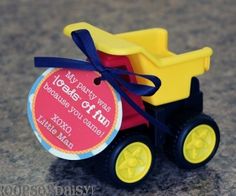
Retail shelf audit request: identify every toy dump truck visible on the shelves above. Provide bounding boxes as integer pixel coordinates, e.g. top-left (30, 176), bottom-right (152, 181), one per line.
top-left (64, 23), bottom-right (220, 187)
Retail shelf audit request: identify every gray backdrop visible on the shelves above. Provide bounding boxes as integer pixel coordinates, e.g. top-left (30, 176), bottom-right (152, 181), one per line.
top-left (0, 0), bottom-right (235, 195)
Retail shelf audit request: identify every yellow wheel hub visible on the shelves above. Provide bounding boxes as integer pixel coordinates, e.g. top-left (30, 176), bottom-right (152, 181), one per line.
top-left (183, 124), bottom-right (216, 163)
top-left (115, 142), bottom-right (152, 183)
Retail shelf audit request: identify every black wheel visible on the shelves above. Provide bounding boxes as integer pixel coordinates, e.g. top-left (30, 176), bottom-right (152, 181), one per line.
top-left (166, 113), bottom-right (220, 169)
top-left (96, 132), bottom-right (155, 188)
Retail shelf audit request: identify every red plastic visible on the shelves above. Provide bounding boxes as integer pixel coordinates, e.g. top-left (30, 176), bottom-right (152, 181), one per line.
top-left (98, 52), bottom-right (148, 130)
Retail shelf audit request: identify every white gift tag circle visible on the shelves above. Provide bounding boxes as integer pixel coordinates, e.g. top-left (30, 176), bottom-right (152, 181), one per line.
top-left (27, 68), bottom-right (122, 160)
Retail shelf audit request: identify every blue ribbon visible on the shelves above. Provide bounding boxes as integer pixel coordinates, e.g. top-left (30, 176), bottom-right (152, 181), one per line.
top-left (34, 29), bottom-right (170, 134)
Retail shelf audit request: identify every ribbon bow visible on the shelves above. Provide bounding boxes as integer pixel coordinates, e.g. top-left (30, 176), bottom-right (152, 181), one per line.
top-left (35, 29), bottom-right (169, 134)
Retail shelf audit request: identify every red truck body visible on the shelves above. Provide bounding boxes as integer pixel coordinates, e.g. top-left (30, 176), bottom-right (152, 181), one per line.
top-left (99, 52), bottom-right (148, 131)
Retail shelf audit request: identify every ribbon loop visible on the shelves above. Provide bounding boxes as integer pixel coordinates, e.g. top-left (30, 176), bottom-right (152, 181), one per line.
top-left (34, 29), bottom-right (170, 134)
top-left (71, 30), bottom-right (103, 72)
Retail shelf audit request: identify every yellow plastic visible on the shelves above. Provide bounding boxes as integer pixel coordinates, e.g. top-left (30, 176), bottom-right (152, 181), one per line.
top-left (115, 142), bottom-right (152, 183)
top-left (64, 22), bottom-right (213, 106)
top-left (64, 22), bottom-right (140, 55)
top-left (183, 124), bottom-right (216, 164)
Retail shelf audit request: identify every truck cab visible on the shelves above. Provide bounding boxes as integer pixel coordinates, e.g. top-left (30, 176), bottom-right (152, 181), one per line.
top-left (98, 52), bottom-right (148, 131)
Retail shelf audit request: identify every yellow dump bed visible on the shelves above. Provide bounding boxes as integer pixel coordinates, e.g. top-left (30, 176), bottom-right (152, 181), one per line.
top-left (64, 22), bottom-right (213, 106)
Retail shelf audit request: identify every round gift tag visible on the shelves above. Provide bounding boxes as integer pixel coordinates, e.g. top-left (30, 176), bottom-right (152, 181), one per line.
top-left (27, 68), bottom-right (122, 160)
